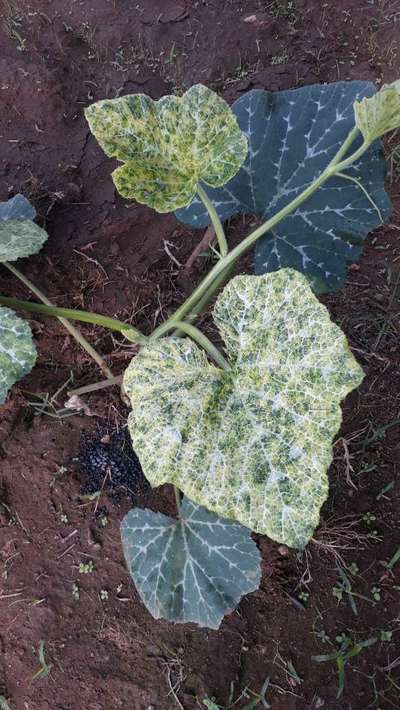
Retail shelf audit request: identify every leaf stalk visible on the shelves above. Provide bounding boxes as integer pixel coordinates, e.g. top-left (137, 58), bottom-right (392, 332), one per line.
top-left (197, 184), bottom-right (228, 257)
top-left (151, 126), bottom-right (364, 338)
top-left (0, 293), bottom-right (146, 343)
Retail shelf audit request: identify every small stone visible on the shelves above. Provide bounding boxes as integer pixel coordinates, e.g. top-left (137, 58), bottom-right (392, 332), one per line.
top-left (278, 545), bottom-right (289, 556)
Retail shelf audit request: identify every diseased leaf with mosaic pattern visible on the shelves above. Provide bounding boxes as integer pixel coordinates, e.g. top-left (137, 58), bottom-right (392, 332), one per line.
top-left (354, 80), bottom-right (400, 143)
top-left (85, 84), bottom-right (248, 213)
top-left (121, 497), bottom-right (261, 629)
top-left (0, 219), bottom-right (48, 263)
top-left (124, 269), bottom-right (364, 549)
top-left (0, 307), bottom-right (36, 405)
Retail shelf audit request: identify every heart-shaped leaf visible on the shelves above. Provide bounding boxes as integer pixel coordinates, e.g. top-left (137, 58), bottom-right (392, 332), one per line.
top-left (85, 84), bottom-right (248, 213)
top-left (0, 306), bottom-right (36, 404)
top-left (0, 194), bottom-right (36, 222)
top-left (124, 269), bottom-right (364, 548)
top-left (0, 219), bottom-right (48, 263)
top-left (176, 81), bottom-right (391, 291)
top-left (354, 79), bottom-right (400, 143)
top-left (121, 497), bottom-right (261, 629)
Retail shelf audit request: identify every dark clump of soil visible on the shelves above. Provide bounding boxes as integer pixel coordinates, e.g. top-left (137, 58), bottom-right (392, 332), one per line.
top-left (1, 1), bottom-right (400, 709)
top-left (76, 424), bottom-right (147, 500)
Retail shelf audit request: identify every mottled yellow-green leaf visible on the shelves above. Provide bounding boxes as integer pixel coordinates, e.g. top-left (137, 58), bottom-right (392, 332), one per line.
top-left (354, 80), bottom-right (400, 143)
top-left (85, 84), bottom-right (248, 213)
top-left (112, 160), bottom-right (196, 213)
top-left (0, 306), bottom-right (36, 404)
top-left (124, 269), bottom-right (364, 548)
top-left (0, 219), bottom-right (48, 263)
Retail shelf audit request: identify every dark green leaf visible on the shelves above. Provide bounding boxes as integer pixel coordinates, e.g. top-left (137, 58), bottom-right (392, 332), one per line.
top-left (121, 497), bottom-right (261, 629)
top-left (176, 81), bottom-right (391, 291)
top-left (0, 194), bottom-right (36, 222)
top-left (0, 220), bottom-right (48, 263)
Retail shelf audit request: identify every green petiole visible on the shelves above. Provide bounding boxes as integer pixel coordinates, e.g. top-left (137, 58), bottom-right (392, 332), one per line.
top-left (0, 294), bottom-right (146, 344)
top-left (151, 126), bottom-right (364, 338)
top-left (197, 184), bottom-right (228, 257)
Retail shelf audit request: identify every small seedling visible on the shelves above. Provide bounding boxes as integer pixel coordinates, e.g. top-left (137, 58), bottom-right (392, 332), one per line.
top-left (100, 589), bottom-right (109, 601)
top-left (286, 661), bottom-right (302, 687)
top-left (202, 676), bottom-right (271, 709)
top-left (298, 591), bottom-right (309, 603)
top-left (332, 567), bottom-right (369, 615)
top-left (376, 480), bottom-right (394, 501)
top-left (79, 560), bottom-right (94, 574)
top-left (59, 507), bottom-right (69, 524)
top-left (386, 547), bottom-right (400, 570)
top-left (31, 641), bottom-right (52, 682)
top-left (348, 562), bottom-right (359, 575)
top-left (0, 697), bottom-right (11, 710)
top-left (356, 462), bottom-right (377, 476)
top-left (24, 374), bottom-right (75, 419)
top-left (315, 629), bottom-right (331, 645)
top-left (380, 630), bottom-right (392, 642)
top-left (313, 635), bottom-right (378, 698)
top-left (72, 582), bottom-right (80, 600)
top-left (335, 633), bottom-right (350, 645)
top-left (1, 79), bottom-right (400, 628)
top-left (203, 700), bottom-right (219, 710)
top-left (333, 585), bottom-right (344, 602)
top-left (371, 586), bottom-right (381, 602)
top-left (368, 529), bottom-right (383, 542)
top-left (363, 512), bottom-right (376, 526)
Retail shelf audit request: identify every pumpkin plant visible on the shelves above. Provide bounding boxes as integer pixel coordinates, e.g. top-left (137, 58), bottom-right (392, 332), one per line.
top-left (1, 80), bottom-right (399, 629)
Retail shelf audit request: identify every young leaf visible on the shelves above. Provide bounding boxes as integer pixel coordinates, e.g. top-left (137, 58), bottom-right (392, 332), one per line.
top-left (354, 80), bottom-right (400, 143)
top-left (0, 194), bottom-right (36, 222)
top-left (121, 497), bottom-right (261, 629)
top-left (124, 269), bottom-right (363, 548)
top-left (0, 219), bottom-right (48, 262)
top-left (85, 84), bottom-right (248, 213)
top-left (176, 81), bottom-right (391, 291)
top-left (0, 306), bottom-right (36, 404)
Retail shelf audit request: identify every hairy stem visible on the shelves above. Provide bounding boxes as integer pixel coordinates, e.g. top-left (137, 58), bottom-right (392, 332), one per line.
top-left (4, 262), bottom-right (115, 379)
top-left (152, 126), bottom-right (363, 339)
top-left (197, 184), bottom-right (228, 257)
top-left (0, 293), bottom-right (147, 343)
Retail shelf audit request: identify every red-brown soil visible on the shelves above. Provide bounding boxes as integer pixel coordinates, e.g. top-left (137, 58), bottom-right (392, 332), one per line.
top-left (1, 1), bottom-right (400, 708)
